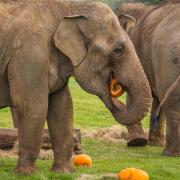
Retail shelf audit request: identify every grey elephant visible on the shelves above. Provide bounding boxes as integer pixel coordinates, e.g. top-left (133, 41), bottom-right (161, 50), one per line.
top-left (0, 0), bottom-right (152, 174)
top-left (115, 0), bottom-right (180, 156)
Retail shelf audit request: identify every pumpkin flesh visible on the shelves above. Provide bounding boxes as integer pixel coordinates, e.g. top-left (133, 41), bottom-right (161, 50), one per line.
top-left (110, 78), bottom-right (124, 98)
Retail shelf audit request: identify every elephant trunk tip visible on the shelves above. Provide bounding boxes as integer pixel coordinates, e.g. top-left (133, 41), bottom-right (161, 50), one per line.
top-left (111, 78), bottom-right (152, 126)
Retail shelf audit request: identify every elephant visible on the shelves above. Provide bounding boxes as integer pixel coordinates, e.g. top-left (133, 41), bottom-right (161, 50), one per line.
top-left (0, 0), bottom-right (152, 173)
top-left (115, 0), bottom-right (180, 156)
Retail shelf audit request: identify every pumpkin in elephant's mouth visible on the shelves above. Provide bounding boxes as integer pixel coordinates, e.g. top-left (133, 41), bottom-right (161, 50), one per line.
top-left (110, 78), bottom-right (124, 98)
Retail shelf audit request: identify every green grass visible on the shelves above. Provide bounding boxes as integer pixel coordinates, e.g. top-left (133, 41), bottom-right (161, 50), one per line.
top-left (0, 78), bottom-right (179, 180)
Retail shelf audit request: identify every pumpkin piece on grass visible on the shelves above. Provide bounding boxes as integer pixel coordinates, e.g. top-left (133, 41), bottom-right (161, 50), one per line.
top-left (73, 154), bottom-right (92, 167)
top-left (118, 168), bottom-right (149, 180)
top-left (118, 168), bottom-right (136, 180)
top-left (131, 169), bottom-right (149, 180)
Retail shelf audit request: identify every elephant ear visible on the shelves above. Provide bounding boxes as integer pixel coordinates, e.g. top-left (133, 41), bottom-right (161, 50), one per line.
top-left (54, 15), bottom-right (88, 67)
top-left (118, 13), bottom-right (136, 34)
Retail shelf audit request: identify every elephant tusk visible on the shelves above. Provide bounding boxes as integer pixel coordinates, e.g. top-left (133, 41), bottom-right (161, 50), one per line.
top-left (110, 78), bottom-right (124, 98)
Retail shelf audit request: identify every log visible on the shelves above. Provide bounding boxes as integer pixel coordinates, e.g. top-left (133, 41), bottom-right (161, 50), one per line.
top-left (0, 128), bottom-right (81, 154)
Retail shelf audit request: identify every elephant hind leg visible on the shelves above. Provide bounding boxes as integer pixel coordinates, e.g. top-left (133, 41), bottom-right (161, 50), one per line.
top-left (163, 109), bottom-right (180, 156)
top-left (149, 97), bottom-right (165, 146)
top-left (163, 81), bottom-right (180, 156)
top-left (47, 86), bottom-right (75, 173)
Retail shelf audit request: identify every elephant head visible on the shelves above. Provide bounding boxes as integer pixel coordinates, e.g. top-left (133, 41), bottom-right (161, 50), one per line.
top-left (54, 2), bottom-right (152, 126)
top-left (114, 3), bottom-right (155, 35)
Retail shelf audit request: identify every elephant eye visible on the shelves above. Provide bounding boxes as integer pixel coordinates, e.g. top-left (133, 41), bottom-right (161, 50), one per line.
top-left (112, 46), bottom-right (124, 58)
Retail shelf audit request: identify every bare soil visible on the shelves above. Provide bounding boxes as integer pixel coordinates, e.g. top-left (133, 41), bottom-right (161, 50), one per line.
top-left (82, 125), bottom-right (128, 143)
top-left (0, 125), bottom-right (129, 159)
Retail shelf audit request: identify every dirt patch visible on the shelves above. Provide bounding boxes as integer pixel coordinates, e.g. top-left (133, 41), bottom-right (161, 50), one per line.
top-left (0, 125), bottom-right (129, 159)
top-left (0, 149), bottom-right (17, 158)
top-left (75, 173), bottom-right (119, 180)
top-left (0, 147), bottom-right (54, 160)
top-left (76, 174), bottom-right (99, 180)
top-left (100, 173), bottom-right (119, 180)
top-left (82, 125), bottom-right (128, 143)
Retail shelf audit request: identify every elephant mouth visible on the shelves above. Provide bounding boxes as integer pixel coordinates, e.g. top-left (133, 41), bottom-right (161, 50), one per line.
top-left (109, 73), bottom-right (126, 111)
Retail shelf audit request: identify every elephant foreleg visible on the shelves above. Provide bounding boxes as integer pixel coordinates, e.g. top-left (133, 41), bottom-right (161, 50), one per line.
top-left (8, 56), bottom-right (49, 174)
top-left (47, 85), bottom-right (75, 173)
top-left (149, 97), bottom-right (165, 146)
top-left (126, 94), bottom-right (148, 146)
top-left (10, 107), bottom-right (19, 128)
top-left (127, 122), bottom-right (148, 146)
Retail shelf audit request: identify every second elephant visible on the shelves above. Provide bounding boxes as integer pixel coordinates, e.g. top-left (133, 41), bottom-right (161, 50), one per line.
top-left (115, 0), bottom-right (180, 156)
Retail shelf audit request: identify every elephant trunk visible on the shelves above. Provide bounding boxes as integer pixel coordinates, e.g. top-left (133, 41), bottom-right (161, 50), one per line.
top-left (110, 43), bottom-right (152, 126)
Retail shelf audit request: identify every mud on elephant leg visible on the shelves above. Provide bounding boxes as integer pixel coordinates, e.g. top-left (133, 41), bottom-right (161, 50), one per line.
top-left (163, 86), bottom-right (180, 156)
top-left (47, 86), bottom-right (75, 173)
top-left (149, 97), bottom-right (165, 146)
top-left (127, 122), bottom-right (148, 146)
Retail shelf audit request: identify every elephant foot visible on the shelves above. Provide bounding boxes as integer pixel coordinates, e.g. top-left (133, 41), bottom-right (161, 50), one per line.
top-left (149, 132), bottom-right (165, 146)
top-left (127, 123), bottom-right (148, 147)
top-left (15, 165), bottom-right (36, 174)
top-left (163, 147), bottom-right (180, 157)
top-left (149, 137), bottom-right (165, 146)
top-left (51, 163), bottom-right (75, 173)
top-left (127, 137), bottom-right (148, 147)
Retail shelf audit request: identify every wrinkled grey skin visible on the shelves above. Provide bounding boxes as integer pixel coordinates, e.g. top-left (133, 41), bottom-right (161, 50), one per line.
top-left (0, 0), bottom-right (152, 173)
top-left (115, 0), bottom-right (180, 156)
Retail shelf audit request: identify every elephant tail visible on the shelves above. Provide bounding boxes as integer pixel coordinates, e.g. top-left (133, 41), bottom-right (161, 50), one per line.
top-left (155, 75), bottom-right (180, 117)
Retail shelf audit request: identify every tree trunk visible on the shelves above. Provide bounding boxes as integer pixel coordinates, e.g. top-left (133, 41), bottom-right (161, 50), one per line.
top-left (0, 128), bottom-right (81, 154)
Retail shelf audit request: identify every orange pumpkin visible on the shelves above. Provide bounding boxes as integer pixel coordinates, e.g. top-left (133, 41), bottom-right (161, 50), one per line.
top-left (73, 154), bottom-right (92, 167)
top-left (110, 78), bottom-right (124, 98)
top-left (118, 168), bottom-right (136, 180)
top-left (118, 168), bottom-right (149, 180)
top-left (131, 169), bottom-right (149, 180)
